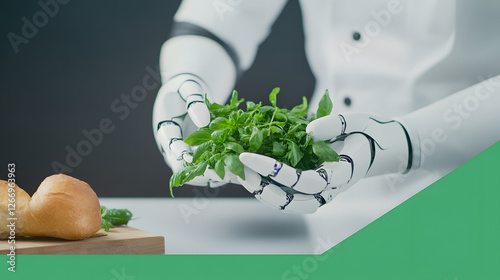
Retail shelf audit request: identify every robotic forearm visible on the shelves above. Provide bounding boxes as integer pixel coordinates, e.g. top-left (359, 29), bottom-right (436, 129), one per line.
top-left (399, 75), bottom-right (500, 174)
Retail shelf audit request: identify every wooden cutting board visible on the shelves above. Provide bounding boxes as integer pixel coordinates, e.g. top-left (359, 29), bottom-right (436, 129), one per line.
top-left (0, 226), bottom-right (164, 254)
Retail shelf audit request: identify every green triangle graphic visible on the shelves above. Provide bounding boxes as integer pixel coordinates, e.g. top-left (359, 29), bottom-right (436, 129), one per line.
top-left (315, 140), bottom-right (500, 279)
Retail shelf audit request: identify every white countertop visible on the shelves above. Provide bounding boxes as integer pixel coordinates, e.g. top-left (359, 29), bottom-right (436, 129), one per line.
top-left (100, 168), bottom-right (443, 254)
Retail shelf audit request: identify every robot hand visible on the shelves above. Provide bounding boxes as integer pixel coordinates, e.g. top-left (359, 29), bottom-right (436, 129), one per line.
top-left (237, 113), bottom-right (413, 213)
top-left (153, 75), bottom-right (230, 187)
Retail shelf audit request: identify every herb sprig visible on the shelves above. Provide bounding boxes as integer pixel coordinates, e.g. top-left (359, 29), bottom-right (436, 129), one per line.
top-left (169, 88), bottom-right (339, 196)
top-left (101, 206), bottom-right (134, 232)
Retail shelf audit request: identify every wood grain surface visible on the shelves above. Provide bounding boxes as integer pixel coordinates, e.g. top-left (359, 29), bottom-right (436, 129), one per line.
top-left (0, 226), bottom-right (165, 254)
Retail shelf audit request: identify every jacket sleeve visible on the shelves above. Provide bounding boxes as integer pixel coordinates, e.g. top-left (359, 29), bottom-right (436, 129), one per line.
top-left (159, 0), bottom-right (288, 104)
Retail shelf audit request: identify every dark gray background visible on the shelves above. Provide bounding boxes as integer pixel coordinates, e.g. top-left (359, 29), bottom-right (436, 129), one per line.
top-left (0, 0), bottom-right (314, 197)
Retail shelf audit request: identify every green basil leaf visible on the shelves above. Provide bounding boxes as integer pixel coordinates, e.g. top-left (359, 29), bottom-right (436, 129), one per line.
top-left (249, 127), bottom-right (264, 152)
top-left (262, 128), bottom-right (270, 139)
top-left (246, 101), bottom-right (256, 110)
top-left (287, 115), bottom-right (310, 125)
top-left (246, 101), bottom-right (261, 111)
top-left (179, 165), bottom-right (196, 185)
top-left (192, 161), bottom-right (208, 178)
top-left (209, 117), bottom-right (230, 130)
top-left (229, 90), bottom-right (244, 107)
top-left (270, 125), bottom-right (283, 135)
top-left (239, 112), bottom-right (251, 123)
top-left (260, 105), bottom-right (275, 112)
top-left (290, 96), bottom-right (308, 117)
top-left (312, 141), bottom-right (339, 162)
top-left (184, 129), bottom-right (212, 145)
top-left (193, 141), bottom-right (212, 162)
top-left (269, 87), bottom-right (280, 107)
top-left (205, 94), bottom-right (225, 111)
top-left (101, 219), bottom-right (114, 232)
top-left (224, 142), bottom-right (245, 154)
top-left (102, 208), bottom-right (133, 225)
top-left (240, 135), bottom-right (250, 143)
top-left (214, 158), bottom-right (226, 180)
top-left (211, 106), bottom-right (234, 117)
top-left (272, 142), bottom-right (286, 157)
top-left (296, 131), bottom-right (307, 141)
top-left (301, 132), bottom-right (313, 148)
top-left (211, 129), bottom-right (229, 143)
top-left (287, 141), bottom-right (304, 167)
top-left (275, 112), bottom-right (287, 122)
top-left (316, 90), bottom-right (333, 118)
top-left (228, 112), bottom-right (238, 125)
top-left (224, 154), bottom-right (245, 180)
top-left (169, 172), bottom-right (177, 188)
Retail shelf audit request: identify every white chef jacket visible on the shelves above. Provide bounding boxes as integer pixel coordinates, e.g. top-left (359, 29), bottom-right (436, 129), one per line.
top-left (171, 0), bottom-right (500, 116)
top-left (159, 0), bottom-right (500, 174)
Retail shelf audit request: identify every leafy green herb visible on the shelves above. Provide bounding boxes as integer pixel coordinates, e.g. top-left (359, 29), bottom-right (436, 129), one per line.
top-left (101, 206), bottom-right (134, 232)
top-left (316, 89), bottom-right (333, 118)
top-left (312, 140), bottom-right (340, 162)
top-left (171, 88), bottom-right (339, 195)
top-left (269, 87), bottom-right (280, 107)
top-left (184, 129), bottom-right (212, 145)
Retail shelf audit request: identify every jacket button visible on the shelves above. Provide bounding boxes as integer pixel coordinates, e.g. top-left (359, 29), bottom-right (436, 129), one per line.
top-left (352, 31), bottom-right (361, 41)
top-left (344, 97), bottom-right (352, 106)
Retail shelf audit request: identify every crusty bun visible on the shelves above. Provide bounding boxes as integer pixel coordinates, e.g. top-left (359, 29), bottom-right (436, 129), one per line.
top-left (0, 174), bottom-right (101, 240)
top-left (0, 181), bottom-right (31, 239)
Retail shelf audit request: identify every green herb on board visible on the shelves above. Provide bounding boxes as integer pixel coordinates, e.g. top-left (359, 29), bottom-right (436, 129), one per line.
top-left (100, 206), bottom-right (134, 232)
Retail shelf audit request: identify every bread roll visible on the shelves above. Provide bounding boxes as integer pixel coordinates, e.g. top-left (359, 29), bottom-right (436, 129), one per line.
top-left (0, 174), bottom-right (101, 240)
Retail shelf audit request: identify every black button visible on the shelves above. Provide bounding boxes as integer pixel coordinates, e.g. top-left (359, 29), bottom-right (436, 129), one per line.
top-left (344, 97), bottom-right (352, 106)
top-left (352, 31), bottom-right (361, 41)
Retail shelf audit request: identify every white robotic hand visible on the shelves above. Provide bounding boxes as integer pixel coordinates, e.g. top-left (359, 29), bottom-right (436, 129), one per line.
top-left (153, 75), bottom-right (230, 187)
top-left (237, 113), bottom-right (413, 214)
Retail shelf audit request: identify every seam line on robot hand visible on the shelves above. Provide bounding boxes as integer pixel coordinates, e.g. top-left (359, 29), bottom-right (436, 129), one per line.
top-left (177, 79), bottom-right (203, 101)
top-left (178, 150), bottom-right (190, 161)
top-left (314, 193), bottom-right (327, 207)
top-left (289, 171), bottom-right (302, 189)
top-left (315, 166), bottom-right (331, 189)
top-left (363, 118), bottom-right (414, 174)
top-left (168, 72), bottom-right (207, 88)
top-left (339, 155), bottom-right (354, 183)
top-left (368, 137), bottom-right (376, 170)
top-left (168, 138), bottom-right (183, 149)
top-left (156, 119), bottom-right (184, 133)
top-left (268, 161), bottom-right (283, 178)
top-left (187, 100), bottom-right (204, 109)
top-left (252, 178), bottom-right (270, 196)
top-left (280, 193), bottom-right (294, 210)
top-left (340, 131), bottom-right (377, 170)
top-left (395, 121), bottom-right (414, 174)
top-left (339, 114), bottom-right (347, 134)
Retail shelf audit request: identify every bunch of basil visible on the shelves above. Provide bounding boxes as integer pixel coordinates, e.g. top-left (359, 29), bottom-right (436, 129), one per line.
top-left (169, 88), bottom-right (339, 196)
